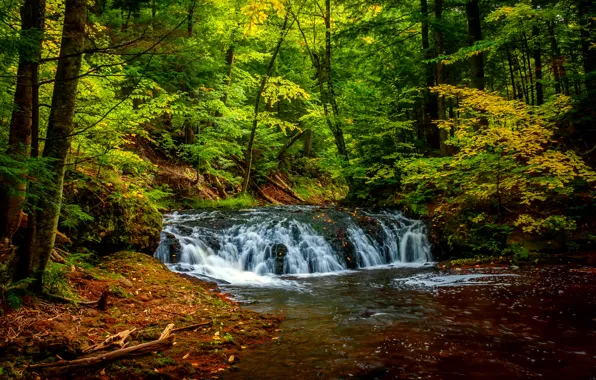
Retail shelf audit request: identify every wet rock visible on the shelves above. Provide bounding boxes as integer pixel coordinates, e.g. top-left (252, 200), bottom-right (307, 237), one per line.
top-left (272, 243), bottom-right (287, 275)
top-left (165, 233), bottom-right (181, 263)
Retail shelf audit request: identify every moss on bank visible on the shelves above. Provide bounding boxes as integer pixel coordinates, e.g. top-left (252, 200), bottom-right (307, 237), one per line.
top-left (0, 252), bottom-right (282, 379)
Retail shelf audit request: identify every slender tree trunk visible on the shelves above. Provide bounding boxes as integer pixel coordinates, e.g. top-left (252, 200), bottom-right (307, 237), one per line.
top-left (532, 26), bottom-right (544, 105)
top-left (151, 0), bottom-right (156, 29)
top-left (547, 21), bottom-right (562, 94)
top-left (241, 15), bottom-right (291, 193)
top-left (522, 33), bottom-right (535, 105)
top-left (578, 0), bottom-right (596, 95)
top-left (506, 45), bottom-right (517, 99)
top-left (421, 0), bottom-right (439, 149)
top-left (303, 129), bottom-right (313, 157)
top-left (221, 46), bottom-right (235, 107)
top-left (466, 0), bottom-right (484, 90)
top-left (325, 0), bottom-right (349, 163)
top-left (0, 0), bottom-right (46, 245)
top-left (187, 4), bottom-right (193, 36)
top-left (514, 49), bottom-right (530, 104)
top-left (434, 0), bottom-right (450, 156)
top-left (25, 0), bottom-right (87, 290)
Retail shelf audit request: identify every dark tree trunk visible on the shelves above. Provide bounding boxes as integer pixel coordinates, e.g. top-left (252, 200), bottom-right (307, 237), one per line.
top-left (303, 129), bottom-right (313, 157)
top-left (0, 0), bottom-right (45, 245)
top-left (221, 46), bottom-right (235, 107)
top-left (325, 0), bottom-right (349, 163)
top-left (547, 21), bottom-right (562, 94)
top-left (578, 0), bottom-right (596, 94)
top-left (187, 4), bottom-right (193, 36)
top-left (23, 0), bottom-right (87, 290)
top-left (421, 0), bottom-right (439, 149)
top-left (434, 0), bottom-right (450, 156)
top-left (522, 33), bottom-right (535, 105)
top-left (242, 15), bottom-right (291, 193)
top-left (466, 0), bottom-right (484, 90)
top-left (532, 25), bottom-right (544, 105)
top-left (506, 45), bottom-right (518, 99)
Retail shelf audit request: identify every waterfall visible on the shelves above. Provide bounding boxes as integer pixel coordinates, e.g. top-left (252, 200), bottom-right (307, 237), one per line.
top-left (155, 206), bottom-right (432, 285)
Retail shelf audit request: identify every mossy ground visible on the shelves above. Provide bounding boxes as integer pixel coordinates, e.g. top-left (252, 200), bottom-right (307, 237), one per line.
top-left (0, 251), bottom-right (282, 379)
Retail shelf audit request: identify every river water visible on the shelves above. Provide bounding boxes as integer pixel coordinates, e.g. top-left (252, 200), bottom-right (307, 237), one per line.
top-left (155, 207), bottom-right (596, 379)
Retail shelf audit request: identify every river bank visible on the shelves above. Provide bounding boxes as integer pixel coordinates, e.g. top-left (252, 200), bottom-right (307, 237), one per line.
top-left (0, 252), bottom-right (282, 379)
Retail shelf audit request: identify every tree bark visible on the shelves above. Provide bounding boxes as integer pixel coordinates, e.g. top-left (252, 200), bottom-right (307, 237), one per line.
top-left (434, 0), bottom-right (451, 156)
top-left (221, 46), bottom-right (235, 107)
top-left (522, 33), bottom-right (535, 105)
top-left (578, 0), bottom-right (596, 95)
top-left (466, 0), bottom-right (484, 90)
top-left (241, 15), bottom-right (291, 193)
top-left (421, 0), bottom-right (439, 149)
top-left (25, 0), bottom-right (87, 290)
top-left (324, 0), bottom-right (349, 164)
top-left (547, 21), bottom-right (563, 94)
top-left (187, 4), bottom-right (193, 36)
top-left (0, 0), bottom-right (46, 244)
top-left (532, 25), bottom-right (544, 105)
top-left (506, 45), bottom-right (518, 99)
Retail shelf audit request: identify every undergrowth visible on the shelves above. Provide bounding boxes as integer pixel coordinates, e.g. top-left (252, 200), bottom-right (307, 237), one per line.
top-left (192, 194), bottom-right (258, 209)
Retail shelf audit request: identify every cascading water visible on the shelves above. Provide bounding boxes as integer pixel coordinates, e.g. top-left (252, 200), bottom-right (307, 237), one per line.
top-left (154, 206), bottom-right (432, 285)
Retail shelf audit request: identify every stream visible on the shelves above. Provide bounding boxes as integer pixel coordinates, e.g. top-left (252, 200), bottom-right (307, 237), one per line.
top-left (155, 207), bottom-right (596, 379)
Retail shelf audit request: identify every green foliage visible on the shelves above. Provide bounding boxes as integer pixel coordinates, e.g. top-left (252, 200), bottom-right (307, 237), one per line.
top-left (399, 86), bottom-right (595, 253)
top-left (193, 194), bottom-right (258, 209)
top-left (42, 262), bottom-right (75, 298)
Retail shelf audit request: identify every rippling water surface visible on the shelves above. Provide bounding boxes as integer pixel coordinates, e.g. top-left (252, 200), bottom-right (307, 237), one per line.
top-left (155, 207), bottom-right (596, 379)
top-left (222, 266), bottom-right (596, 379)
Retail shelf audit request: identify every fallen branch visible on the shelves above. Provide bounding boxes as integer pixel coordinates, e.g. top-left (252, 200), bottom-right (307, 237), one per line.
top-left (265, 175), bottom-right (306, 203)
top-left (83, 328), bottom-right (136, 354)
top-left (172, 321), bottom-right (212, 332)
top-left (28, 326), bottom-right (175, 371)
top-left (42, 288), bottom-right (109, 309)
top-left (159, 323), bottom-right (175, 340)
top-left (251, 180), bottom-right (281, 204)
top-left (277, 129), bottom-right (306, 160)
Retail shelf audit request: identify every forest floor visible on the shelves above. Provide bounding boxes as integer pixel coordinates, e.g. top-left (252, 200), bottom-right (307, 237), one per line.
top-left (0, 251), bottom-right (282, 379)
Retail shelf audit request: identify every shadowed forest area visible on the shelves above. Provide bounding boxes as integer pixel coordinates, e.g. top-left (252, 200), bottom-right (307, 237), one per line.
top-left (0, 0), bottom-right (595, 377)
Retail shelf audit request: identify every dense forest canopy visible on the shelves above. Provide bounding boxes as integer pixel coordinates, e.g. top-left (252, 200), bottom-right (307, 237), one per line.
top-left (0, 0), bottom-right (595, 291)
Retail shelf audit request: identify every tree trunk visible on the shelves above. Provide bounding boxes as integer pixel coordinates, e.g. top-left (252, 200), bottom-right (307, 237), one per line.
top-left (24, 0), bottom-right (87, 290)
top-left (221, 46), bottom-right (235, 107)
top-left (324, 0), bottom-right (350, 166)
top-left (522, 33), bottom-right (535, 105)
top-left (578, 0), bottom-right (596, 95)
top-left (532, 25), bottom-right (544, 105)
top-left (421, 0), bottom-right (439, 149)
top-left (187, 4), bottom-right (193, 36)
top-left (466, 0), bottom-right (484, 90)
top-left (303, 129), bottom-right (313, 157)
top-left (547, 21), bottom-right (562, 94)
top-left (506, 45), bottom-right (517, 99)
top-left (241, 15), bottom-right (291, 193)
top-left (0, 0), bottom-right (46, 245)
top-left (434, 0), bottom-right (450, 156)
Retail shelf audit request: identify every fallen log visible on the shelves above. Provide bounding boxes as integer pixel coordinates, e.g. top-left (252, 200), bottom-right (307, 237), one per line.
top-left (251, 180), bottom-right (280, 204)
top-left (83, 328), bottom-right (136, 354)
top-left (264, 175), bottom-right (306, 203)
top-left (277, 129), bottom-right (306, 160)
top-left (28, 327), bottom-right (175, 371)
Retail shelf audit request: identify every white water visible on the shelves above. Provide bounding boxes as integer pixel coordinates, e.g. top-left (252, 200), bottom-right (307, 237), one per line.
top-left (154, 207), bottom-right (432, 285)
top-left (395, 273), bottom-right (520, 288)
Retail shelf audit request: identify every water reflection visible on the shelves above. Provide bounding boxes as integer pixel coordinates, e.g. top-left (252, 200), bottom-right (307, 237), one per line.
top-left (223, 266), bottom-right (596, 379)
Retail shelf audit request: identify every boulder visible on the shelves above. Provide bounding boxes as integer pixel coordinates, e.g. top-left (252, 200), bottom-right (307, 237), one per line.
top-left (271, 243), bottom-right (287, 275)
